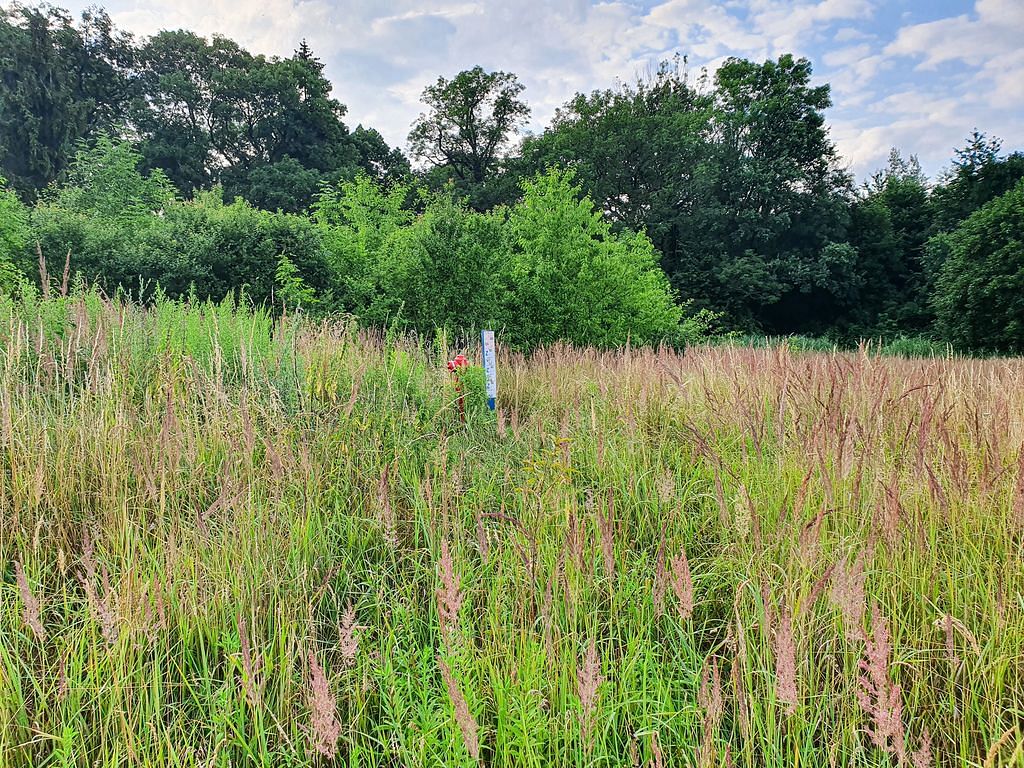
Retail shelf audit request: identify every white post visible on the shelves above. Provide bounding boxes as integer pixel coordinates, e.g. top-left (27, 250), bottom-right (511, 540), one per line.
top-left (481, 329), bottom-right (497, 411)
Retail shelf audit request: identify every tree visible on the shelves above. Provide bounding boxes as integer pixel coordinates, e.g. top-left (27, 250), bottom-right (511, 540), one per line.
top-left (846, 149), bottom-right (933, 334)
top-left (165, 190), bottom-right (331, 305)
top-left (520, 56), bottom-right (714, 238)
top-left (522, 55), bottom-right (853, 334)
top-left (930, 131), bottom-right (1024, 233)
top-left (314, 174), bottom-right (414, 316)
top-left (29, 135), bottom-right (180, 294)
top-left (348, 125), bottom-right (411, 186)
top-left (503, 168), bottom-right (681, 348)
top-left (931, 180), bottom-right (1024, 353)
top-left (0, 4), bottom-right (136, 199)
top-left (704, 54), bottom-right (854, 332)
top-left (134, 34), bottom-right (405, 209)
top-left (378, 191), bottom-right (508, 334)
top-left (408, 66), bottom-right (529, 208)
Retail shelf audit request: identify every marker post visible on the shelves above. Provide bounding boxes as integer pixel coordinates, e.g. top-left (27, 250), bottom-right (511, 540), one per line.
top-left (481, 330), bottom-right (497, 411)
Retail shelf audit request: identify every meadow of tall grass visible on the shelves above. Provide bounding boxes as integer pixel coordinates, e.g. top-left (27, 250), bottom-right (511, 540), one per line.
top-left (1, 289), bottom-right (1023, 767)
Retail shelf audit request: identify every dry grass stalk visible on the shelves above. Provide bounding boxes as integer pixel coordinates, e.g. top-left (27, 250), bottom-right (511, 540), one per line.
top-left (476, 513), bottom-right (490, 564)
top-left (697, 659), bottom-right (723, 768)
top-left (652, 539), bottom-right (667, 617)
top-left (438, 655), bottom-right (480, 762)
top-left (857, 604), bottom-right (906, 760)
top-left (78, 535), bottom-right (118, 645)
top-left (878, 479), bottom-right (903, 548)
top-left (378, 462), bottom-right (396, 547)
top-left (577, 639), bottom-right (603, 752)
top-left (14, 561), bottom-right (46, 643)
top-left (650, 731), bottom-right (664, 768)
top-left (798, 508), bottom-right (827, 568)
top-left (436, 538), bottom-right (463, 644)
top-left (338, 603), bottom-right (359, 668)
top-left (597, 489), bottom-right (616, 582)
top-left (912, 729), bottom-right (932, 768)
top-left (831, 550), bottom-right (868, 641)
top-left (306, 648), bottom-right (340, 758)
top-left (1013, 446), bottom-right (1024, 532)
top-left (774, 605), bottom-right (799, 716)
top-left (670, 546), bottom-right (694, 622)
top-left (238, 615), bottom-right (264, 708)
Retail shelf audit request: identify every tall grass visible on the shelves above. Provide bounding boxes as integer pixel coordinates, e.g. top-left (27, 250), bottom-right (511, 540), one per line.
top-left (1, 290), bottom-right (1023, 766)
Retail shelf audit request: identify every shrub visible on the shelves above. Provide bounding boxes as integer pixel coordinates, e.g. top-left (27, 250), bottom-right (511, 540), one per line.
top-left (0, 175), bottom-right (28, 291)
top-left (162, 191), bottom-right (332, 307)
top-left (29, 136), bottom-right (179, 295)
top-left (29, 136), bottom-right (330, 305)
top-left (376, 192), bottom-right (508, 335)
top-left (503, 168), bottom-right (682, 348)
top-left (314, 174), bottom-right (413, 317)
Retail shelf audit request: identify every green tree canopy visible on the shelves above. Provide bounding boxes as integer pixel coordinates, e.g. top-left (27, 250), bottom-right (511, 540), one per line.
top-left (931, 179), bottom-right (1024, 354)
top-left (0, 4), bottom-right (136, 199)
top-left (408, 66), bottom-right (529, 209)
top-left (0, 175), bottom-right (28, 290)
top-left (930, 131), bottom-right (1024, 233)
top-left (133, 34), bottom-right (407, 210)
top-left (522, 55), bottom-right (853, 334)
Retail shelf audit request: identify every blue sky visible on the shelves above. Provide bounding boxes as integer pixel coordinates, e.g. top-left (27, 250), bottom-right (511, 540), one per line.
top-left (46, 0), bottom-right (1024, 181)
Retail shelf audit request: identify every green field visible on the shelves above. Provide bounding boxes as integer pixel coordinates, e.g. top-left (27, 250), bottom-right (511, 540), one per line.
top-left (2, 292), bottom-right (1023, 767)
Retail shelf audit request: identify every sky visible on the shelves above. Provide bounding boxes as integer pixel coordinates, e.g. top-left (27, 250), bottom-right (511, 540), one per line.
top-left (46, 0), bottom-right (1024, 181)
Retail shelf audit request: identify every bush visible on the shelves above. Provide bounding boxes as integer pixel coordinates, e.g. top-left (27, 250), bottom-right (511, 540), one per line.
top-left (0, 175), bottom-right (28, 291)
top-left (314, 174), bottom-right (413, 317)
top-left (377, 192), bottom-right (508, 335)
top-left (931, 179), bottom-right (1024, 354)
top-left (316, 178), bottom-right (507, 335)
top-left (503, 168), bottom-right (682, 348)
top-left (29, 138), bottom-right (330, 305)
top-left (162, 191), bottom-right (332, 307)
top-left (29, 137), bottom-right (180, 295)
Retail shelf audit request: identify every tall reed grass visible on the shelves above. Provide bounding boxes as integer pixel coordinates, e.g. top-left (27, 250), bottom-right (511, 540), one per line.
top-left (1, 290), bottom-right (1023, 766)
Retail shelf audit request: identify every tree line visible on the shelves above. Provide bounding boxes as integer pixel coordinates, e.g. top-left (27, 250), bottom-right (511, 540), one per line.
top-left (1, 4), bottom-right (1022, 352)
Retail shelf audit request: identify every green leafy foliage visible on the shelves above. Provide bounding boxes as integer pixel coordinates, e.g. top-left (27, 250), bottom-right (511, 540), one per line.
top-left (409, 66), bottom-right (529, 210)
top-left (377, 191), bottom-right (508, 335)
top-left (314, 174), bottom-right (414, 317)
top-left (932, 180), bottom-right (1024, 353)
top-left (0, 175), bottom-right (28, 291)
top-left (504, 169), bottom-right (682, 348)
top-left (31, 138), bottom-right (329, 303)
top-left (0, 5), bottom-right (135, 199)
top-left (4, 4), bottom-right (1024, 353)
